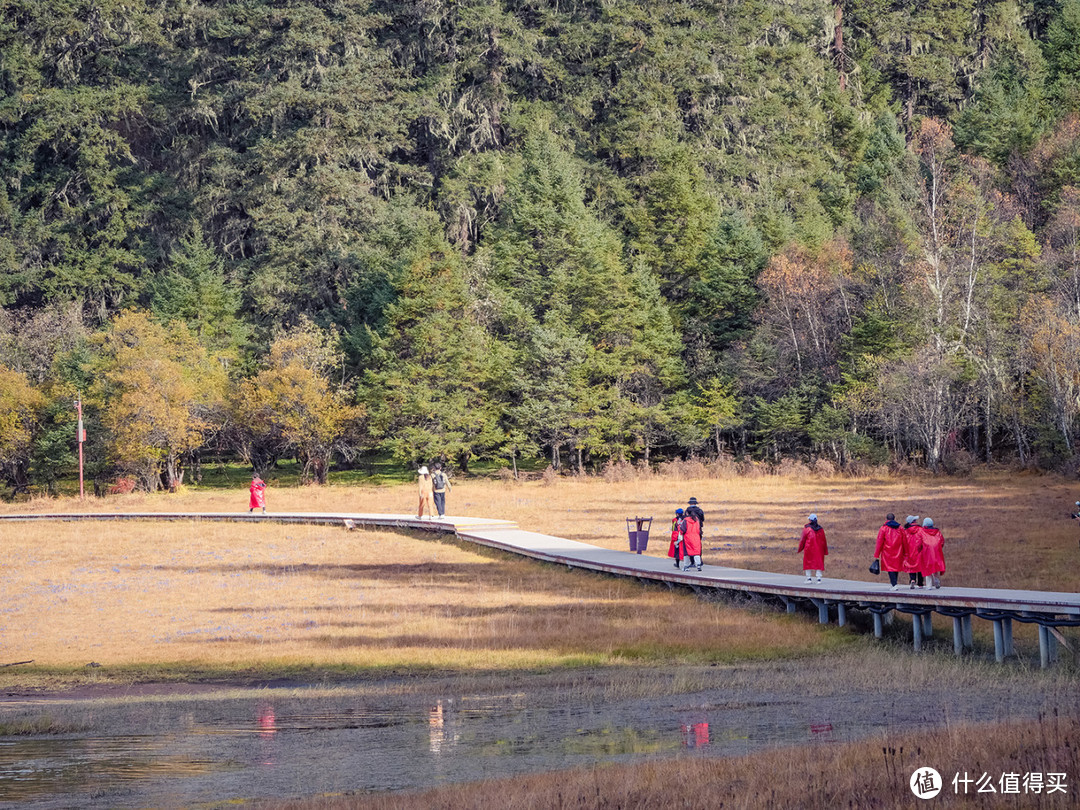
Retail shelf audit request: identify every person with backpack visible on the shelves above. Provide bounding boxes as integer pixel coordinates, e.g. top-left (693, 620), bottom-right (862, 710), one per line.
top-left (431, 463), bottom-right (451, 519)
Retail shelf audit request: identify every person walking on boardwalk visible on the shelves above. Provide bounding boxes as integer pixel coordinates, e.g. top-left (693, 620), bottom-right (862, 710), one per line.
top-left (668, 508), bottom-right (685, 569)
top-left (916, 518), bottom-right (946, 589)
top-left (798, 513), bottom-right (827, 582)
top-left (249, 474), bottom-right (266, 514)
top-left (874, 513), bottom-right (907, 591)
top-left (680, 508), bottom-right (703, 571)
top-left (903, 515), bottom-right (925, 589)
top-left (417, 466), bottom-right (435, 520)
top-left (686, 497), bottom-right (705, 532)
top-left (431, 463), bottom-right (451, 518)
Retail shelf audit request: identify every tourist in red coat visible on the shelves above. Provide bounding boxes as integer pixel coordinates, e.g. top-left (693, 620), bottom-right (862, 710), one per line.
top-left (917, 517), bottom-right (946, 589)
top-left (249, 474), bottom-right (266, 514)
top-left (681, 512), bottom-right (703, 571)
top-left (798, 513), bottom-right (828, 583)
top-left (668, 508), bottom-right (685, 569)
top-left (874, 513), bottom-right (907, 591)
top-left (902, 515), bottom-right (924, 589)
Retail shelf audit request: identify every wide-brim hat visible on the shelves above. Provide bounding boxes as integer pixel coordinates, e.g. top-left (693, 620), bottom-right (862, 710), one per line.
top-left (418, 466), bottom-right (429, 475)
top-left (688, 497), bottom-right (699, 505)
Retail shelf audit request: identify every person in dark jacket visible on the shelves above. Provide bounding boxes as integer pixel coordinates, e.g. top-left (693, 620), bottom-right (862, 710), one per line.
top-left (686, 497), bottom-right (705, 530)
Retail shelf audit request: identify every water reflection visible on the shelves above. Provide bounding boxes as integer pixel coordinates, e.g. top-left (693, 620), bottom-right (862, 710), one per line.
top-left (0, 684), bottom-right (1054, 809)
top-left (681, 722), bottom-right (709, 748)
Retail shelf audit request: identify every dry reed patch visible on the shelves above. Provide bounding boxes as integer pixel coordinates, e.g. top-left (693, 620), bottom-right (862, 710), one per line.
top-left (0, 520), bottom-right (838, 676)
top-left (261, 709), bottom-right (1080, 810)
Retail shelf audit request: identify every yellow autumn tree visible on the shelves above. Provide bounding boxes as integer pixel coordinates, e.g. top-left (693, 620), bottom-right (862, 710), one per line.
top-left (232, 320), bottom-right (361, 484)
top-left (89, 311), bottom-right (227, 491)
top-left (0, 366), bottom-right (45, 493)
top-left (1022, 295), bottom-right (1080, 454)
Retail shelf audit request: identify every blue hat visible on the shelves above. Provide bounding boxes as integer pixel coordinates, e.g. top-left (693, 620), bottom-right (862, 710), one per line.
top-left (675, 508), bottom-right (684, 515)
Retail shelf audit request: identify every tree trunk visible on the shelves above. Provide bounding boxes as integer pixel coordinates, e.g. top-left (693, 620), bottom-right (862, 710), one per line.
top-left (833, 4), bottom-right (846, 91)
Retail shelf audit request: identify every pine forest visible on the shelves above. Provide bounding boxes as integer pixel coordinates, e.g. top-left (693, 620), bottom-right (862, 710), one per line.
top-left (3, 0), bottom-right (1080, 492)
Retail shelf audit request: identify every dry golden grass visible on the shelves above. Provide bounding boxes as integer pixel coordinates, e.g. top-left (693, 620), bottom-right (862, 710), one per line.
top-left (259, 708), bottom-right (1080, 810)
top-left (7, 468), bottom-right (1077, 590)
top-left (2, 470), bottom-right (1078, 685)
top-left (0, 518), bottom-right (842, 680)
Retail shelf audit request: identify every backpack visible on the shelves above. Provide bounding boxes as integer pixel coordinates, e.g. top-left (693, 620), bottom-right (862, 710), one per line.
top-left (433, 471), bottom-right (448, 490)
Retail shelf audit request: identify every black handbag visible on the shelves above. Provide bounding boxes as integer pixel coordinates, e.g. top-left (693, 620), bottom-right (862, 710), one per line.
top-left (869, 559), bottom-right (881, 575)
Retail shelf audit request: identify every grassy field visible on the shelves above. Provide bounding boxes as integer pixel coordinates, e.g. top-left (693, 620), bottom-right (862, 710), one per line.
top-left (2, 471), bottom-right (1079, 807)
top-left (2, 471), bottom-right (1079, 685)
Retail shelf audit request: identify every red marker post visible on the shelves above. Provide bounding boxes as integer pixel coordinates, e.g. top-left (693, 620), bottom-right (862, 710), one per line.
top-left (75, 397), bottom-right (85, 499)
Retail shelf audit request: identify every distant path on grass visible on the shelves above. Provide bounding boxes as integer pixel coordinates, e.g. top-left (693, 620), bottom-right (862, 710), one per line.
top-left (4, 510), bottom-right (1079, 666)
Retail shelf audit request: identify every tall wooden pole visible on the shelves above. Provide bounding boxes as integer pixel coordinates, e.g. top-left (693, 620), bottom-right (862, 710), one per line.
top-left (75, 397), bottom-right (85, 499)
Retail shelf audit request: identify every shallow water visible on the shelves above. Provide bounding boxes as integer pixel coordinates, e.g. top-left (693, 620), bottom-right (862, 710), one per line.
top-left (0, 680), bottom-right (1061, 808)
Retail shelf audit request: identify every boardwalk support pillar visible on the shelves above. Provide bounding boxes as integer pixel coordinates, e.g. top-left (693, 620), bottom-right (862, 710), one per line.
top-left (873, 612), bottom-right (883, 638)
top-left (993, 620), bottom-right (1005, 662)
top-left (952, 617), bottom-right (964, 655)
top-left (1039, 625), bottom-right (1059, 669)
top-left (837, 603), bottom-right (847, 627)
top-left (913, 614), bottom-right (924, 651)
top-left (921, 613), bottom-right (933, 639)
top-left (810, 598), bottom-right (829, 624)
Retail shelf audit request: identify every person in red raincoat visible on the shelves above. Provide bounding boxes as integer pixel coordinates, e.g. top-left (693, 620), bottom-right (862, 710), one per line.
top-left (902, 515), bottom-right (924, 589)
top-left (249, 474), bottom-right (266, 513)
top-left (668, 508), bottom-right (685, 569)
top-left (798, 513), bottom-right (827, 582)
top-left (916, 517), bottom-right (946, 589)
top-left (681, 512), bottom-right (703, 571)
top-left (874, 512), bottom-right (907, 591)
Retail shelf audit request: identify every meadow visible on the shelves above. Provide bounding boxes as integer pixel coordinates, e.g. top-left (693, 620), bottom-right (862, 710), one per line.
top-left (2, 470), bottom-right (1079, 807)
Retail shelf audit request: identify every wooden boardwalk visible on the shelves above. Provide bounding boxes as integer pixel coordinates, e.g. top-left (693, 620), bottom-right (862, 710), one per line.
top-left (4, 510), bottom-right (1079, 666)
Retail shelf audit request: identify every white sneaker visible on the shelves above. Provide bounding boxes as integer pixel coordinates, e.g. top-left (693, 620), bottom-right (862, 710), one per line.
top-left (890, 584), bottom-right (899, 591)
top-left (805, 577), bottom-right (812, 583)
top-left (816, 577), bottom-right (822, 583)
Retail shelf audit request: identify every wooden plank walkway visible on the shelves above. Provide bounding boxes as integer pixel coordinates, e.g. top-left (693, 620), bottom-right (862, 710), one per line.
top-left (4, 511), bottom-right (1078, 666)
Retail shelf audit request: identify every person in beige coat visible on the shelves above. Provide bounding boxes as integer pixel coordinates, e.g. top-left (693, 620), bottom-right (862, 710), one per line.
top-left (417, 466), bottom-right (435, 519)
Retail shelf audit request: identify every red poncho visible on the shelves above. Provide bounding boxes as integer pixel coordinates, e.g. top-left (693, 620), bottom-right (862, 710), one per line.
top-left (249, 478), bottom-right (266, 509)
top-left (682, 516), bottom-right (702, 556)
top-left (798, 524), bottom-right (828, 570)
top-left (902, 525), bottom-right (922, 573)
top-left (916, 526), bottom-right (946, 575)
top-left (668, 518), bottom-right (681, 558)
top-left (874, 521), bottom-right (907, 572)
